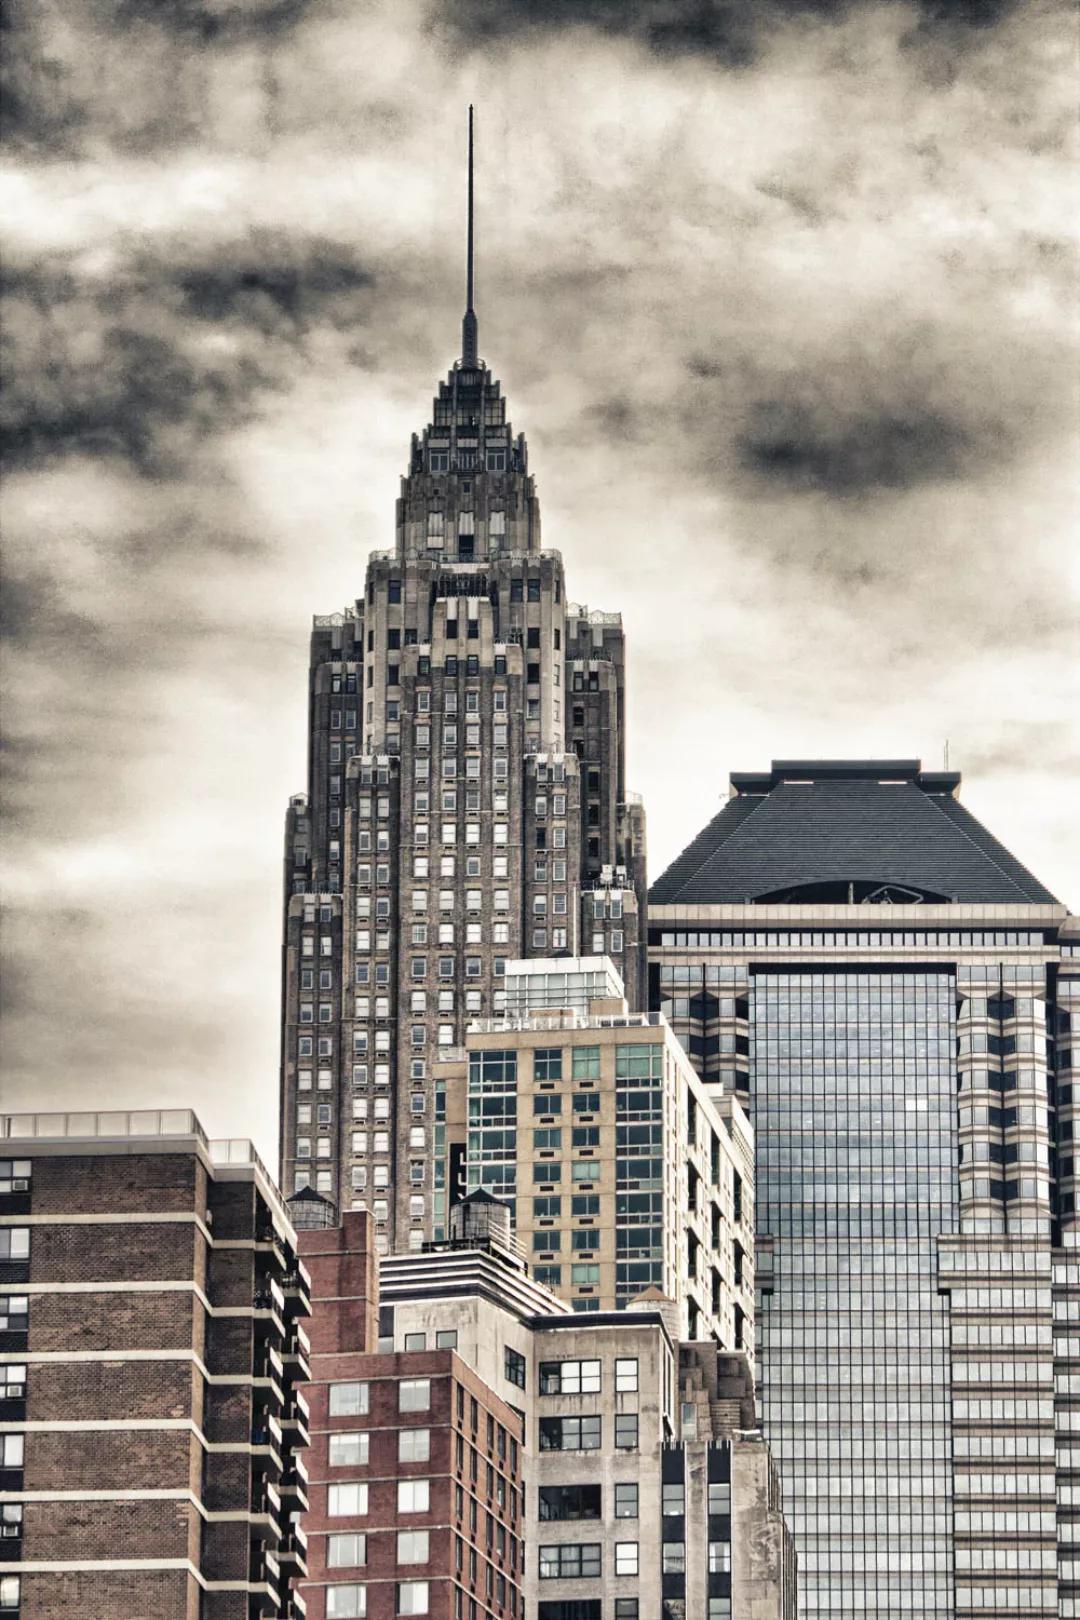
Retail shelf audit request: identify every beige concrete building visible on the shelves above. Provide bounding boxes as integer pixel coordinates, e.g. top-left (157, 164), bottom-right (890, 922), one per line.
top-left (432, 957), bottom-right (755, 1348)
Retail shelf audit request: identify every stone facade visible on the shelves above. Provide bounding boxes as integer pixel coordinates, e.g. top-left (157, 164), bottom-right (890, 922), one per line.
top-left (279, 336), bottom-right (647, 1249)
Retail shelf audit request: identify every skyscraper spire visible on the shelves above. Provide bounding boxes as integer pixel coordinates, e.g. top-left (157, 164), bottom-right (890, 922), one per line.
top-left (462, 105), bottom-right (478, 368)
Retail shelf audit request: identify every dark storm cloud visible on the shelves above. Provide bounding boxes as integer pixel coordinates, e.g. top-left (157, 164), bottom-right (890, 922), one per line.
top-left (112, 0), bottom-right (312, 41)
top-left (0, 570), bottom-right (106, 656)
top-left (1, 0), bottom-right (324, 156)
top-left (437, 0), bottom-right (1019, 63)
top-left (1, 236), bottom-right (377, 476)
top-left (735, 400), bottom-right (984, 495)
top-left (709, 324), bottom-right (1057, 500)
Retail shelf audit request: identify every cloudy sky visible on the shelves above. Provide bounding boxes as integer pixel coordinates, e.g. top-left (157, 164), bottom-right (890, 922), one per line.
top-left (3, 0), bottom-right (1077, 1165)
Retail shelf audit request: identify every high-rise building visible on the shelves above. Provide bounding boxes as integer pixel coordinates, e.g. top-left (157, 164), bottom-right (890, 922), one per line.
top-left (298, 1208), bottom-right (525, 1620)
top-left (294, 1200), bottom-right (796, 1620)
top-left (279, 122), bottom-right (647, 1248)
top-left (648, 758), bottom-right (1080, 1620)
top-left (0, 1108), bottom-right (313, 1620)
top-left (433, 956), bottom-right (755, 1342)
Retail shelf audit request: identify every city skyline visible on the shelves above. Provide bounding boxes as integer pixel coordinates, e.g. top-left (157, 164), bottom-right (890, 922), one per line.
top-left (3, 0), bottom-right (1077, 1165)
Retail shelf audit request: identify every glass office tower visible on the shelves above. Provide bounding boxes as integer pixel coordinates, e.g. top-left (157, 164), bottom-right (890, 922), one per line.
top-left (648, 759), bottom-right (1078, 1620)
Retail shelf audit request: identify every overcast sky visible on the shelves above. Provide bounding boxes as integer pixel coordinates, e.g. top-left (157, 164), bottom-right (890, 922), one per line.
top-left (3, 0), bottom-right (1077, 1166)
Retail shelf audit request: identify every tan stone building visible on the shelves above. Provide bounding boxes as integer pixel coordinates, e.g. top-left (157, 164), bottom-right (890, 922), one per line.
top-left (278, 197), bottom-right (647, 1250)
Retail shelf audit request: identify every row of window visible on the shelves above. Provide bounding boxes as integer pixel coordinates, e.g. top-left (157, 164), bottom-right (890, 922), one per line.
top-left (536, 1541), bottom-right (729, 1579)
top-left (325, 1580), bottom-right (429, 1617)
top-left (538, 1415), bottom-right (639, 1451)
top-left (656, 930), bottom-right (1047, 950)
top-left (537, 1481), bottom-right (731, 1521)
top-left (538, 1359), bottom-right (638, 1395)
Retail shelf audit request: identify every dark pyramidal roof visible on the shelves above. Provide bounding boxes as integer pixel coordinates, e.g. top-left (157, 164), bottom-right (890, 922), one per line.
top-left (649, 761), bottom-right (1058, 907)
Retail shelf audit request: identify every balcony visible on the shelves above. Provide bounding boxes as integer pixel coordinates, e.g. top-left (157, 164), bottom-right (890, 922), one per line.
top-left (279, 1402), bottom-right (311, 1448)
top-left (277, 1532), bottom-right (308, 1580)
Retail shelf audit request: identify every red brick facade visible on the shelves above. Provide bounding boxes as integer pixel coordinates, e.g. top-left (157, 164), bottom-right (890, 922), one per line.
top-left (298, 1213), bottom-right (524, 1620)
top-left (1, 1131), bottom-right (312, 1620)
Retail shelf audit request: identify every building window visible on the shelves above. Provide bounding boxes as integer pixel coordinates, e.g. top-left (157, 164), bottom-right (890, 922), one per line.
top-left (329, 1434), bottom-right (370, 1467)
top-left (0, 1581), bottom-right (19, 1615)
top-left (398, 1479), bottom-right (431, 1512)
top-left (398, 1429), bottom-right (430, 1462)
top-left (399, 1379), bottom-right (431, 1412)
top-left (396, 1582), bottom-right (430, 1615)
top-left (538, 1484), bottom-right (601, 1521)
top-left (0, 1299), bottom-right (28, 1334)
top-left (709, 1542), bottom-right (731, 1572)
top-left (534, 1048), bottom-right (562, 1081)
top-left (538, 1544), bottom-right (602, 1579)
top-left (614, 1414), bottom-right (639, 1450)
top-left (539, 1360), bottom-right (600, 1395)
top-left (0, 1437), bottom-right (24, 1470)
top-left (572, 1046), bottom-right (601, 1080)
top-left (615, 1358), bottom-right (639, 1392)
top-left (615, 1603), bottom-right (640, 1619)
top-left (329, 1382), bottom-right (370, 1417)
top-left (662, 1543), bottom-right (685, 1574)
top-left (328, 1483), bottom-right (369, 1516)
top-left (614, 1483), bottom-right (638, 1518)
top-left (327, 1533), bottom-right (367, 1569)
top-left (662, 1482), bottom-right (685, 1515)
top-left (538, 1415), bottom-right (601, 1451)
top-left (505, 1347), bottom-right (527, 1389)
top-left (397, 1529), bottom-right (430, 1564)
top-left (326, 1585), bottom-right (367, 1618)
top-left (614, 1543), bottom-right (638, 1577)
top-left (436, 1329), bottom-right (457, 1348)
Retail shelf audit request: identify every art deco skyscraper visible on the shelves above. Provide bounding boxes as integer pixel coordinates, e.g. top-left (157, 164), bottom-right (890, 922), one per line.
top-left (280, 116), bottom-right (647, 1251)
top-left (649, 759), bottom-right (1079, 1620)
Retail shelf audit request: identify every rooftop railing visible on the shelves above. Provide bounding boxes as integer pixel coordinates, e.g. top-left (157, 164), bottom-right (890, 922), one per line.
top-left (464, 1012), bottom-right (664, 1035)
top-left (1, 1111), bottom-right (296, 1236)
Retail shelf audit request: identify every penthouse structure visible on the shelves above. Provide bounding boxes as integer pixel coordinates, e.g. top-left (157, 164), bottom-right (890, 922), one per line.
top-left (0, 1110), bottom-right (312, 1620)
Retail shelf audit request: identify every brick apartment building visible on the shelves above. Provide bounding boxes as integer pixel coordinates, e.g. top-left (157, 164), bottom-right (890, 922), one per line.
top-left (0, 1110), bottom-right (312, 1620)
top-left (297, 1213), bottom-right (525, 1620)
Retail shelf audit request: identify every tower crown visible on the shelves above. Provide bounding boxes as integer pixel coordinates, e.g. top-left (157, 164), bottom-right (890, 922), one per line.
top-left (395, 109), bottom-right (540, 560)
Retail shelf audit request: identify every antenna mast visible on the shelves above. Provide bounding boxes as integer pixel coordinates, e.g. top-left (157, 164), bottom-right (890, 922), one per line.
top-left (462, 105), bottom-right (478, 368)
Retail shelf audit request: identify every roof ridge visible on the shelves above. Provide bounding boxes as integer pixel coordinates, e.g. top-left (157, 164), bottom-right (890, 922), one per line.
top-left (665, 789), bottom-right (774, 903)
top-left (922, 792), bottom-right (1049, 903)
